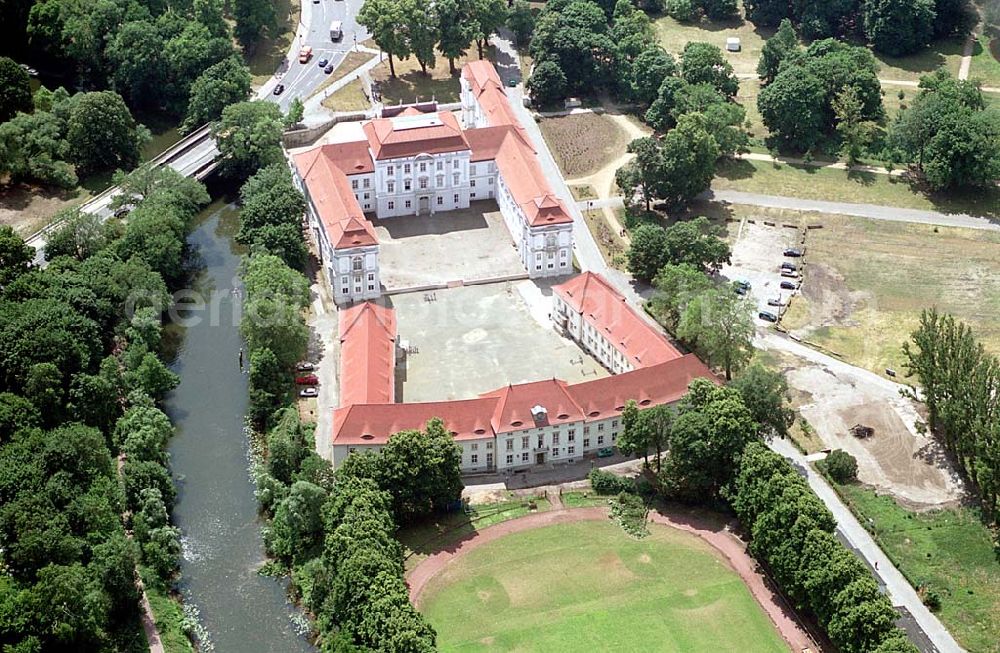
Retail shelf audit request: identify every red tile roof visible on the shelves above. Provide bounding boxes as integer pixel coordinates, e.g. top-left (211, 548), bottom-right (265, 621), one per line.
top-left (566, 354), bottom-right (718, 420)
top-left (338, 302), bottom-right (396, 407)
top-left (292, 145), bottom-right (378, 251)
top-left (479, 379), bottom-right (584, 433)
top-left (463, 60), bottom-right (519, 128)
top-left (554, 272), bottom-right (683, 368)
top-left (332, 397), bottom-right (500, 445)
top-left (363, 111), bottom-right (469, 160)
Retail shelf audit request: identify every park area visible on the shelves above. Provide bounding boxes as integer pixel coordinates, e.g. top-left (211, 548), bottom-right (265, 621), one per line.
top-left (369, 48), bottom-right (493, 104)
top-left (537, 111), bottom-right (635, 178)
top-left (417, 519), bottom-right (789, 652)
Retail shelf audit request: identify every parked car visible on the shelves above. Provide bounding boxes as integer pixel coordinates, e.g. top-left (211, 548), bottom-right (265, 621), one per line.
top-left (758, 311), bottom-right (778, 322)
top-left (300, 387), bottom-right (318, 397)
top-left (780, 280), bottom-right (798, 290)
top-left (272, 83), bottom-right (285, 95)
top-left (324, 64), bottom-right (334, 74)
top-left (597, 447), bottom-right (615, 458)
top-left (733, 279), bottom-right (751, 295)
top-left (783, 247), bottom-right (803, 257)
top-left (767, 298), bottom-right (784, 307)
top-left (295, 374), bottom-right (319, 385)
top-left (508, 78), bottom-right (518, 87)
top-left (780, 262), bottom-right (797, 271)
top-left (296, 361), bottom-right (315, 372)
top-left (781, 270), bottom-right (799, 279)
top-left (317, 57), bottom-right (329, 67)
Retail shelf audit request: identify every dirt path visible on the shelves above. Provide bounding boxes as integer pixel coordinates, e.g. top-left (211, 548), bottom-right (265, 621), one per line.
top-left (407, 506), bottom-right (817, 653)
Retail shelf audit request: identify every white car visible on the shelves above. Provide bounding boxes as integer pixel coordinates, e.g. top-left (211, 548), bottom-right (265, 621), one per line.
top-left (300, 387), bottom-right (318, 398)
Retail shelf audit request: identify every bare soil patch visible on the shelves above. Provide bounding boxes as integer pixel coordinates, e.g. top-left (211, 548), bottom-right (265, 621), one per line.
top-left (538, 112), bottom-right (630, 178)
top-left (0, 182), bottom-right (91, 237)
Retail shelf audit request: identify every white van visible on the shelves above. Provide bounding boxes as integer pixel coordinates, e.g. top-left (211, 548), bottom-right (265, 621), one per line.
top-left (330, 21), bottom-right (343, 41)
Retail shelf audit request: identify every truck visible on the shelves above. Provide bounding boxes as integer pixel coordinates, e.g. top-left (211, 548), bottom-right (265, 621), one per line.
top-left (330, 20), bottom-right (343, 41)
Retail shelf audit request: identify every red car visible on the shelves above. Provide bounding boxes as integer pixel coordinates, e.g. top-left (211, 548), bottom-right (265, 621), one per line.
top-left (295, 374), bottom-right (319, 386)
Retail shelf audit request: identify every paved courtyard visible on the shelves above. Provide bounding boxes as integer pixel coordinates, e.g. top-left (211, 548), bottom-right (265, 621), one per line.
top-left (374, 201), bottom-right (527, 291)
top-left (391, 280), bottom-right (609, 402)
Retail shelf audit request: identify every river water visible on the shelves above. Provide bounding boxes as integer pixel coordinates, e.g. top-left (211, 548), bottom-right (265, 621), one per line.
top-left (164, 199), bottom-right (315, 653)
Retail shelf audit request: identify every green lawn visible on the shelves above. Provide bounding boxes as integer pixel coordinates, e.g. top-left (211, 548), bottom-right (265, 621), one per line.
top-left (399, 497), bottom-right (551, 571)
top-left (872, 37), bottom-right (965, 81)
top-left (420, 520), bottom-right (788, 653)
top-left (713, 158), bottom-right (1000, 217)
top-left (653, 5), bottom-right (774, 76)
top-left (831, 483), bottom-right (1000, 653)
top-left (141, 570), bottom-right (195, 653)
top-left (968, 35), bottom-right (1000, 88)
top-left (561, 490), bottom-right (611, 508)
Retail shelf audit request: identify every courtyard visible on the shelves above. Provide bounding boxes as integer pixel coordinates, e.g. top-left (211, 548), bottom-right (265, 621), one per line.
top-left (374, 201), bottom-right (527, 291)
top-left (390, 280), bottom-right (609, 402)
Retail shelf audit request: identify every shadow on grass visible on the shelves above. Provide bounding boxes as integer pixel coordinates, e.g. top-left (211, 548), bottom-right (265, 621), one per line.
top-left (379, 69), bottom-right (463, 104)
top-left (715, 158), bottom-right (755, 181)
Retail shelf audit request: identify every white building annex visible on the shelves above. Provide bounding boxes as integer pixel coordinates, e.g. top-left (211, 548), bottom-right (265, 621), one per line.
top-left (291, 60), bottom-right (575, 306)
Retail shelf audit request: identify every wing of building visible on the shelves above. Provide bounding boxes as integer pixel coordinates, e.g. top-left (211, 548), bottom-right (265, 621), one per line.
top-left (290, 60), bottom-right (574, 307)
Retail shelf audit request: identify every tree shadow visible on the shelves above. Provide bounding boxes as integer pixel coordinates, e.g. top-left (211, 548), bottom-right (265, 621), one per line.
top-left (714, 158), bottom-right (755, 181)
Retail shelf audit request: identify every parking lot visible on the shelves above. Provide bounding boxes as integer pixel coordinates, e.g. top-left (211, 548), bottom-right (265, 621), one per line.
top-left (390, 280), bottom-right (609, 402)
top-left (374, 201), bottom-right (527, 291)
top-left (719, 220), bottom-right (803, 324)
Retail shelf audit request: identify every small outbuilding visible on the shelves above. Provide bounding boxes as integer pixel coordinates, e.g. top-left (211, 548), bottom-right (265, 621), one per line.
top-left (726, 37), bottom-right (741, 52)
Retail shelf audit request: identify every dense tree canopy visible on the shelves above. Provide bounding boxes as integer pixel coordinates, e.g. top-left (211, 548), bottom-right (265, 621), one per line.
top-left (862, 0), bottom-right (935, 57)
top-left (183, 55), bottom-right (252, 132)
top-left (212, 100), bottom-right (285, 180)
top-left (0, 56), bottom-right (32, 122)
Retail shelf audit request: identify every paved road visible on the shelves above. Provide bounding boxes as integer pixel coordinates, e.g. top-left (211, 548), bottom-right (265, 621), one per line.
top-left (772, 437), bottom-right (963, 653)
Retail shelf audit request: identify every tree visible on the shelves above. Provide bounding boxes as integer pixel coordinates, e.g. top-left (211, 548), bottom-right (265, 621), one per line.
top-left (122, 459), bottom-right (176, 512)
top-left (0, 56), bottom-right (32, 122)
top-left (729, 363), bottom-right (794, 438)
top-left (0, 226), bottom-right (34, 287)
top-left (702, 0), bottom-right (738, 20)
top-left (677, 288), bottom-right (753, 379)
top-left (758, 69), bottom-right (827, 152)
top-left (664, 0), bottom-right (695, 21)
top-left (530, 0), bottom-right (615, 92)
top-left (183, 56), bottom-right (252, 132)
top-left (757, 19), bottom-right (798, 86)
top-left (128, 352), bottom-right (179, 400)
top-left (212, 100), bottom-right (284, 180)
top-left (270, 481), bottom-right (328, 562)
top-left (680, 42), bottom-right (738, 98)
top-left (617, 399), bottom-right (650, 465)
top-left (237, 163), bottom-right (307, 241)
top-left (66, 91), bottom-right (146, 176)
top-left (43, 209), bottom-right (108, 261)
top-left (471, 0), bottom-right (508, 58)
top-left (0, 110), bottom-right (78, 188)
top-left (248, 347), bottom-right (285, 422)
top-left (625, 224), bottom-right (669, 282)
top-left (437, 0), bottom-right (476, 74)
top-left (405, 0), bottom-right (439, 75)
top-left (631, 46), bottom-right (677, 106)
top-left (832, 86), bottom-right (877, 165)
top-left (662, 216), bottom-right (730, 270)
top-left (822, 449), bottom-right (859, 483)
top-left (527, 60), bottom-right (568, 106)
top-left (507, 0), bottom-right (535, 46)
top-left (376, 419), bottom-right (463, 522)
top-left (862, 0), bottom-right (935, 57)
top-left (358, 0), bottom-right (411, 78)
top-left (0, 392), bottom-right (39, 442)
top-left (651, 263), bottom-right (714, 329)
top-left (105, 20), bottom-right (167, 109)
top-left (233, 0), bottom-right (277, 49)
top-left (285, 97), bottom-right (304, 128)
top-left (656, 114), bottom-right (720, 210)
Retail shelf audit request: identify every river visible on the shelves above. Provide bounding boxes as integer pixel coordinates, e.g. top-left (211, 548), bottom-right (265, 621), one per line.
top-left (164, 198), bottom-right (315, 653)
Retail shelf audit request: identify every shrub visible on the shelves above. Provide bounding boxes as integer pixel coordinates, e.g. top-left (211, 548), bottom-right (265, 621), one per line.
top-left (665, 0), bottom-right (695, 21)
top-left (610, 492), bottom-right (649, 538)
top-left (589, 468), bottom-right (636, 495)
top-left (823, 449), bottom-right (859, 483)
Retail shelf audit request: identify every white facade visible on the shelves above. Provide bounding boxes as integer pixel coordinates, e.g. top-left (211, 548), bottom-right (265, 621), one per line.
top-left (373, 151), bottom-right (473, 217)
top-left (553, 293), bottom-right (634, 374)
top-left (330, 248), bottom-right (380, 305)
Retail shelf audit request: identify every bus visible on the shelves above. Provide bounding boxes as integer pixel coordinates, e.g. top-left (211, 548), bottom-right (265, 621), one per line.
top-left (330, 21), bottom-right (343, 41)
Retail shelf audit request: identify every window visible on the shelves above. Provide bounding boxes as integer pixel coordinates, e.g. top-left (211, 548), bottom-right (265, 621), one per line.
top-left (471, 454), bottom-right (478, 464)
top-left (506, 439), bottom-right (513, 451)
top-left (453, 173), bottom-right (460, 185)
top-left (536, 435), bottom-right (544, 448)
top-left (436, 175), bottom-right (443, 187)
top-left (453, 193), bottom-right (459, 203)
top-left (453, 160), bottom-right (459, 169)
top-left (436, 161), bottom-right (443, 170)
top-left (404, 163), bottom-right (411, 174)
top-left (367, 273), bottom-right (374, 281)
top-left (584, 438), bottom-right (590, 448)
top-left (486, 452), bottom-right (493, 465)
top-left (489, 177), bottom-right (494, 185)
top-left (363, 178), bottom-right (370, 188)
top-left (536, 253), bottom-right (542, 261)
top-left (419, 162), bottom-right (427, 172)
top-left (437, 196), bottom-right (443, 205)
top-left (568, 446), bottom-right (575, 455)
top-left (486, 441), bottom-right (493, 449)
top-left (387, 165), bottom-right (394, 175)
top-left (521, 436), bottom-right (529, 449)
top-left (506, 454), bottom-right (514, 464)
top-left (341, 287), bottom-right (348, 295)
top-left (341, 276), bottom-right (348, 285)
top-left (351, 179), bottom-right (358, 189)
top-left (552, 448), bottom-right (559, 457)
top-left (388, 201), bottom-right (395, 210)
top-left (568, 429), bottom-right (575, 439)
top-left (404, 180), bottom-right (412, 191)
top-left (552, 433), bottom-right (560, 445)
top-left (471, 442), bottom-right (478, 452)
top-left (387, 181), bottom-right (395, 193)
top-left (363, 192), bottom-right (370, 200)
top-left (405, 200), bottom-right (411, 209)
top-left (367, 284), bottom-right (374, 291)
top-left (420, 178), bottom-right (428, 190)
top-left (352, 257), bottom-right (362, 271)
top-left (612, 420), bottom-right (618, 428)
top-left (597, 435), bottom-right (604, 445)
top-left (471, 164), bottom-right (477, 174)
top-left (598, 423), bottom-right (605, 431)
top-left (521, 452), bottom-right (529, 462)
top-left (471, 179), bottom-right (476, 187)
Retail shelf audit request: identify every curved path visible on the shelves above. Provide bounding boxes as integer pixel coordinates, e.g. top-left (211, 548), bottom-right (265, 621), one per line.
top-left (407, 506), bottom-right (816, 653)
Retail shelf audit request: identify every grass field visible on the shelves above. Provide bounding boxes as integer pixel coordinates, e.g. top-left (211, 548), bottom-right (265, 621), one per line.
top-left (713, 158), bottom-right (1000, 216)
top-left (398, 497), bottom-right (551, 571)
top-left (583, 208), bottom-right (628, 269)
top-left (778, 213), bottom-right (1000, 372)
top-left (246, 0), bottom-right (299, 86)
top-left (538, 112), bottom-right (631, 178)
top-left (654, 8), bottom-right (773, 76)
top-left (420, 520), bottom-right (788, 652)
top-left (872, 37), bottom-right (965, 81)
top-left (370, 49), bottom-right (492, 104)
top-left (968, 36), bottom-right (1000, 88)
top-left (141, 570), bottom-right (195, 653)
top-left (561, 491), bottom-right (611, 508)
top-left (321, 78), bottom-right (371, 112)
top-left (309, 50), bottom-right (378, 99)
top-left (830, 482), bottom-right (1000, 653)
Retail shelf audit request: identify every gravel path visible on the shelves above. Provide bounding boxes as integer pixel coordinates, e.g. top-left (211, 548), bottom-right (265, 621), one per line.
top-left (407, 506), bottom-right (816, 653)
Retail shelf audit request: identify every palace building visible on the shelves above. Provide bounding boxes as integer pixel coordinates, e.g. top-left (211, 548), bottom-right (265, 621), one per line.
top-left (291, 60), bottom-right (575, 307)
